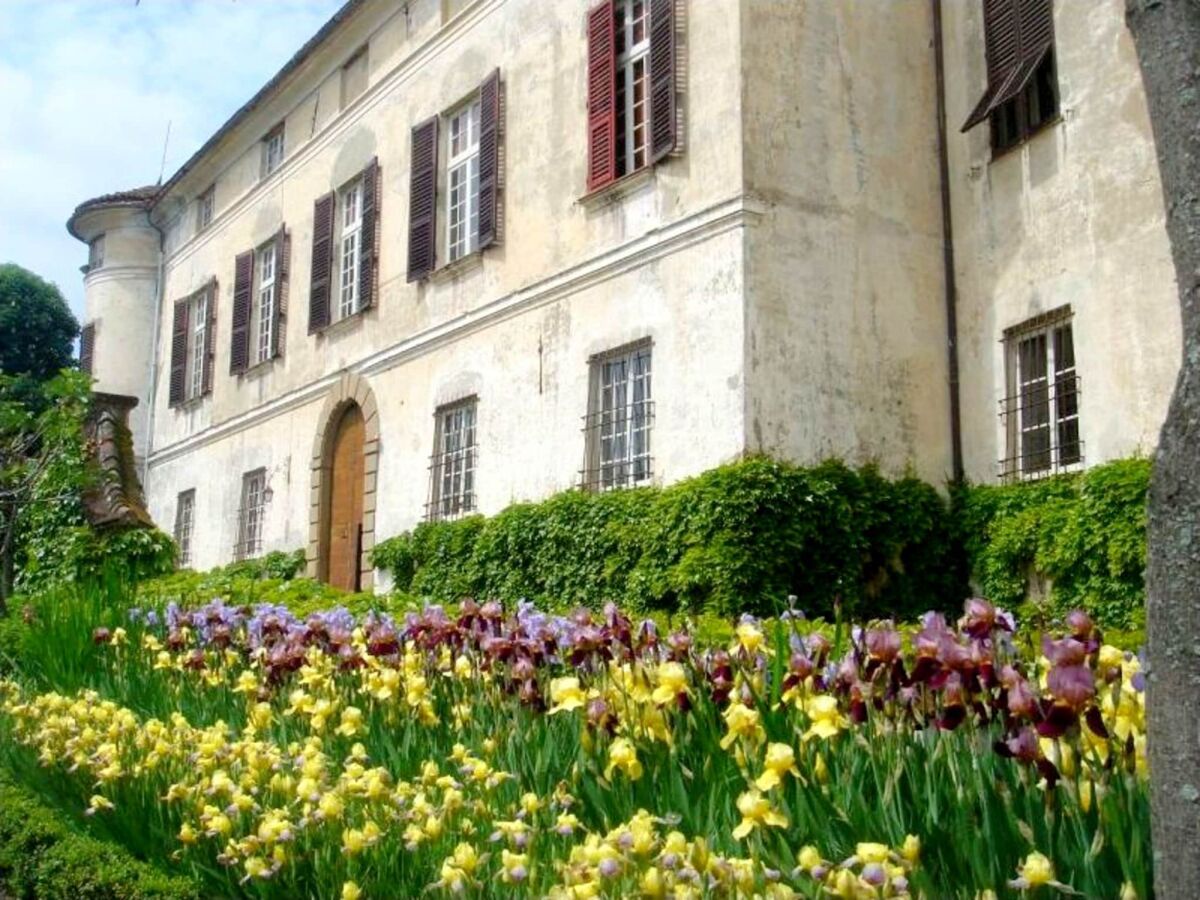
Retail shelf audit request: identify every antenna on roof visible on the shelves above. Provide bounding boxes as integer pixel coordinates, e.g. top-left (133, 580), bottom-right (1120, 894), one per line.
top-left (157, 120), bottom-right (172, 186)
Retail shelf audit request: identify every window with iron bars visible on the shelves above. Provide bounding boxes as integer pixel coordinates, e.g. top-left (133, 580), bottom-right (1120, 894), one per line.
top-left (582, 340), bottom-right (653, 491)
top-left (1000, 311), bottom-right (1082, 480)
top-left (235, 468), bottom-right (267, 560)
top-left (427, 398), bottom-right (478, 521)
top-left (174, 489), bottom-right (195, 568)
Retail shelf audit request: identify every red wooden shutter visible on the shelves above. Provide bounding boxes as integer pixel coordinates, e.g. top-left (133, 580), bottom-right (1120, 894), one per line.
top-left (79, 323), bottom-right (95, 376)
top-left (648, 0), bottom-right (676, 162)
top-left (202, 282), bottom-right (217, 395)
top-left (407, 116), bottom-right (439, 282)
top-left (309, 192), bottom-right (335, 332)
top-left (477, 69), bottom-right (501, 249)
top-left (169, 299), bottom-right (188, 406)
top-left (358, 157), bottom-right (380, 309)
top-left (586, 1), bottom-right (617, 191)
top-left (230, 250), bottom-right (254, 374)
top-left (272, 226), bottom-right (288, 358)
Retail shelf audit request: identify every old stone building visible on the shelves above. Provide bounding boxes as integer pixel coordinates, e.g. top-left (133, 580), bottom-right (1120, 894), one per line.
top-left (68, 0), bottom-right (1180, 590)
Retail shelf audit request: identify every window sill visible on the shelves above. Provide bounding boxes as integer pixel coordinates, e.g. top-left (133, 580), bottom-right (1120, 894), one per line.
top-left (577, 166), bottom-right (656, 210)
top-left (238, 356), bottom-right (281, 380)
top-left (171, 394), bottom-right (209, 413)
top-left (429, 250), bottom-right (485, 284)
top-left (314, 308), bottom-right (368, 338)
top-left (989, 114), bottom-right (1062, 163)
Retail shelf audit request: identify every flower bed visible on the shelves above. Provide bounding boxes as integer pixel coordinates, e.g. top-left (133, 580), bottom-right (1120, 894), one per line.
top-left (0, 592), bottom-right (1148, 898)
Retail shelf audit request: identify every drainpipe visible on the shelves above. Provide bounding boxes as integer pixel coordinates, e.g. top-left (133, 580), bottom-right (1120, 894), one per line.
top-left (932, 0), bottom-right (964, 484)
top-left (142, 210), bottom-right (167, 489)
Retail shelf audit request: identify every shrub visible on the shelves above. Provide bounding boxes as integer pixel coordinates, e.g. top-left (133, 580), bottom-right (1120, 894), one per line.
top-left (0, 768), bottom-right (202, 899)
top-left (954, 457), bottom-right (1150, 630)
top-left (372, 457), bottom-right (965, 619)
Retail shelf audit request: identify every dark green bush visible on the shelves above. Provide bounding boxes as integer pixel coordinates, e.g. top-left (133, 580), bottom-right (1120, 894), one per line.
top-left (954, 457), bottom-right (1150, 630)
top-left (0, 769), bottom-right (202, 899)
top-left (372, 457), bottom-right (965, 619)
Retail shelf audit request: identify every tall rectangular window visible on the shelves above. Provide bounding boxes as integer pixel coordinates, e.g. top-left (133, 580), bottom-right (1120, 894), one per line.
top-left (337, 177), bottom-right (363, 319)
top-left (186, 288), bottom-right (209, 401)
top-left (583, 341), bottom-right (653, 490)
top-left (614, 0), bottom-right (650, 177)
top-left (446, 99), bottom-right (481, 262)
top-left (236, 468), bottom-right (267, 560)
top-left (428, 399), bottom-right (478, 521)
top-left (174, 489), bottom-right (195, 567)
top-left (1002, 312), bottom-right (1081, 479)
top-left (197, 185), bottom-right (215, 232)
top-left (262, 124), bottom-right (285, 178)
top-left (254, 240), bottom-right (276, 365)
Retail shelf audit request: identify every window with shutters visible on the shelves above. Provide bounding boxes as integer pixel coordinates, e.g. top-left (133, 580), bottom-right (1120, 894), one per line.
top-left (337, 177), bottom-right (364, 320)
top-left (235, 468), bottom-right (267, 560)
top-left (262, 123), bottom-right (286, 178)
top-left (582, 340), bottom-right (654, 491)
top-left (174, 489), bottom-right (195, 568)
top-left (1000, 309), bottom-right (1082, 480)
top-left (341, 47), bottom-right (369, 109)
top-left (88, 235), bottom-right (105, 271)
top-left (962, 0), bottom-right (1059, 153)
top-left (427, 398), bottom-right (478, 521)
top-left (79, 323), bottom-right (96, 376)
top-left (185, 288), bottom-right (210, 402)
top-left (197, 185), bottom-right (215, 233)
top-left (445, 97), bottom-right (482, 263)
top-left (253, 240), bottom-right (277, 365)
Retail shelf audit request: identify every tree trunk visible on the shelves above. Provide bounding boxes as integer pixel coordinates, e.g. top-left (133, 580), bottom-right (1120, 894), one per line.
top-left (1125, 2), bottom-right (1200, 897)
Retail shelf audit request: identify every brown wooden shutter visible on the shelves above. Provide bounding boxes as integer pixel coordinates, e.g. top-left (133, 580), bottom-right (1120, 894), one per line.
top-left (272, 226), bottom-right (288, 358)
top-left (358, 157), bottom-right (380, 309)
top-left (407, 117), bottom-right (438, 282)
top-left (169, 300), bottom-right (188, 407)
top-left (309, 192), bottom-right (335, 332)
top-left (586, 1), bottom-right (617, 191)
top-left (477, 69), bottom-right (501, 250)
top-left (79, 323), bottom-right (95, 376)
top-left (230, 250), bottom-right (254, 374)
top-left (962, 0), bottom-right (1054, 132)
top-left (648, 0), bottom-right (676, 163)
top-left (202, 282), bottom-right (217, 395)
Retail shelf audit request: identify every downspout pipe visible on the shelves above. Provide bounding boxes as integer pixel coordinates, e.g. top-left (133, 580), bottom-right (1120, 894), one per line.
top-left (932, 0), bottom-right (965, 484)
top-left (142, 208), bottom-right (167, 489)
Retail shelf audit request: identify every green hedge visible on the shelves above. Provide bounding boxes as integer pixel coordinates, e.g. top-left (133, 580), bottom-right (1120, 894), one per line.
top-left (372, 458), bottom-right (964, 619)
top-left (0, 769), bottom-right (203, 900)
top-left (954, 458), bottom-right (1150, 630)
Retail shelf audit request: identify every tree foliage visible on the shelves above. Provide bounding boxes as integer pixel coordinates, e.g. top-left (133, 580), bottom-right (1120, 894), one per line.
top-left (0, 264), bottom-right (79, 409)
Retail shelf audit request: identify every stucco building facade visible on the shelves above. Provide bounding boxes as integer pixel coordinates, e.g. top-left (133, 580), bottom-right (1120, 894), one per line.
top-left (68, 0), bottom-right (1180, 590)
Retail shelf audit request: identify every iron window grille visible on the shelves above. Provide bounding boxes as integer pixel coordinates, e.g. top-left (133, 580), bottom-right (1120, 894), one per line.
top-left (235, 468), bottom-right (267, 560)
top-left (581, 340), bottom-right (654, 491)
top-left (427, 398), bottom-right (478, 521)
top-left (999, 313), bottom-right (1082, 481)
top-left (174, 489), bottom-right (195, 568)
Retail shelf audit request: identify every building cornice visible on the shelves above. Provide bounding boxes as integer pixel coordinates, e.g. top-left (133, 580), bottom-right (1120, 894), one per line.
top-left (146, 192), bottom-right (765, 468)
top-left (84, 265), bottom-right (160, 288)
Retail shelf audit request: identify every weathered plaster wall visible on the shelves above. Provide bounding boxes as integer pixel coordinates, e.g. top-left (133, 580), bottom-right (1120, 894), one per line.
top-left (143, 0), bottom-right (750, 565)
top-left (943, 0), bottom-right (1180, 482)
top-left (739, 0), bottom-right (953, 486)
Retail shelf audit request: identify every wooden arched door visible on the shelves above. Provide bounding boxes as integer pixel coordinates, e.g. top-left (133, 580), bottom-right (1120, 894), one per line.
top-left (324, 405), bottom-right (365, 591)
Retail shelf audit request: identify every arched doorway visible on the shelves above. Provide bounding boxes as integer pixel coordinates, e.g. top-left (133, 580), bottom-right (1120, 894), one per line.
top-left (308, 373), bottom-right (380, 591)
top-left (325, 404), bottom-right (365, 591)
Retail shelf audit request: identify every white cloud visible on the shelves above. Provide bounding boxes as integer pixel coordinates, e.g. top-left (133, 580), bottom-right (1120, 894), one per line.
top-left (0, 0), bottom-right (344, 323)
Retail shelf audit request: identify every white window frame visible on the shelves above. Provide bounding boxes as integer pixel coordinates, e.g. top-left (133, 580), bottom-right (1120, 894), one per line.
top-left (236, 468), bottom-right (267, 560)
top-left (585, 341), bottom-right (653, 491)
top-left (88, 235), bottom-right (105, 271)
top-left (253, 240), bottom-right (276, 365)
top-left (197, 185), bottom-right (215, 232)
top-left (174, 489), bottom-right (195, 567)
top-left (1003, 314), bottom-right (1081, 479)
top-left (337, 177), bottom-right (364, 320)
top-left (185, 288), bottom-right (209, 402)
top-left (614, 0), bottom-right (650, 177)
top-left (445, 98), bottom-right (482, 263)
top-left (262, 125), bottom-right (285, 178)
top-left (429, 399), bottom-right (478, 521)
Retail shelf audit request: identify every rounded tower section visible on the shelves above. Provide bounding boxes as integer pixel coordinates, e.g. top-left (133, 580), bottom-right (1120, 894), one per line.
top-left (67, 186), bottom-right (161, 468)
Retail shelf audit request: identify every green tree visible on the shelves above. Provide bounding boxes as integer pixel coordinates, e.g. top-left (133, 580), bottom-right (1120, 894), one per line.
top-left (0, 264), bottom-right (80, 408)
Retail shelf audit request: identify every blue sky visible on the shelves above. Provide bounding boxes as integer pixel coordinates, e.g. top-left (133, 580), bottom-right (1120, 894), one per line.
top-left (0, 0), bottom-right (345, 323)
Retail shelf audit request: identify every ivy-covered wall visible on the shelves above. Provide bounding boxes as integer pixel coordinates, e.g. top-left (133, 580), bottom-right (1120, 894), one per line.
top-left (954, 458), bottom-right (1150, 630)
top-left (372, 458), bottom-right (964, 619)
